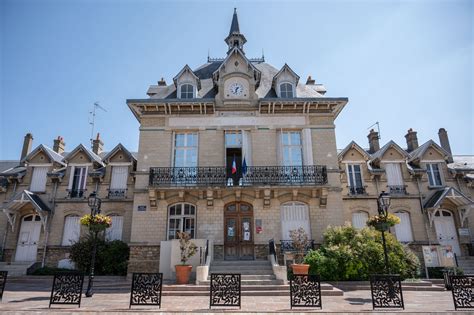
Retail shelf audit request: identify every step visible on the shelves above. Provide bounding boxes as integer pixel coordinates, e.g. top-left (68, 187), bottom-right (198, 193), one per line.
top-left (209, 269), bottom-right (273, 275)
top-left (211, 260), bottom-right (270, 266)
top-left (210, 265), bottom-right (273, 271)
top-left (162, 289), bottom-right (343, 296)
top-left (201, 279), bottom-right (284, 285)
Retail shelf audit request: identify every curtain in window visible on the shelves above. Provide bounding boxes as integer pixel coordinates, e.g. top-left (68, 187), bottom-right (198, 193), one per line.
top-left (62, 216), bottom-right (80, 246)
top-left (394, 212), bottom-right (413, 242)
top-left (385, 163), bottom-right (403, 186)
top-left (110, 166), bottom-right (128, 189)
top-left (105, 216), bottom-right (124, 241)
top-left (352, 212), bottom-right (368, 229)
top-left (301, 128), bottom-right (314, 166)
top-left (30, 167), bottom-right (48, 192)
top-left (280, 202), bottom-right (310, 239)
top-left (241, 130), bottom-right (252, 167)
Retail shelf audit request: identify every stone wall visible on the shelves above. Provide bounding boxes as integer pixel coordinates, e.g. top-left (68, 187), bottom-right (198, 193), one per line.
top-left (127, 245), bottom-right (160, 275)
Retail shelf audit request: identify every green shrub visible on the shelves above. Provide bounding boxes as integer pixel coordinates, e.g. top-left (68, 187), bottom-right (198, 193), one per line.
top-left (422, 267), bottom-right (464, 279)
top-left (303, 224), bottom-right (420, 281)
top-left (69, 236), bottom-right (129, 276)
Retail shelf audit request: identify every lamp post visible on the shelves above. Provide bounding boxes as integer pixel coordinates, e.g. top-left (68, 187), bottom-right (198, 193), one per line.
top-left (377, 191), bottom-right (391, 273)
top-left (85, 192), bottom-right (101, 297)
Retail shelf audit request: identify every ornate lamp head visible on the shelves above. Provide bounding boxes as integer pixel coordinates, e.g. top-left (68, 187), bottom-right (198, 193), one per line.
top-left (88, 192), bottom-right (101, 214)
top-left (377, 191), bottom-right (391, 216)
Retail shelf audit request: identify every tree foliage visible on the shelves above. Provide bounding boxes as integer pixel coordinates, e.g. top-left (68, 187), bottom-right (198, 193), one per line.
top-left (303, 224), bottom-right (420, 281)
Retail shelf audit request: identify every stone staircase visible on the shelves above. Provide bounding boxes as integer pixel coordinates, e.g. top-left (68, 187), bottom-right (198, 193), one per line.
top-left (0, 262), bottom-right (36, 276)
top-left (456, 256), bottom-right (474, 275)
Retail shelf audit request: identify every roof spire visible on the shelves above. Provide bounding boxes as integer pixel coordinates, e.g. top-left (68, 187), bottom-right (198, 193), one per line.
top-left (224, 8), bottom-right (247, 53)
top-left (229, 8), bottom-right (240, 35)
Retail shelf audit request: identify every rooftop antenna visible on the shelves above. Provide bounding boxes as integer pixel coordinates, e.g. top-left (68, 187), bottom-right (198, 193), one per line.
top-left (367, 121), bottom-right (381, 140)
top-left (89, 102), bottom-right (107, 144)
top-left (207, 48), bottom-right (210, 62)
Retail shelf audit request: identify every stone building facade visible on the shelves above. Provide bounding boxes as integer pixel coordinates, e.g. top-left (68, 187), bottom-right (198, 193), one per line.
top-left (0, 10), bottom-right (472, 274)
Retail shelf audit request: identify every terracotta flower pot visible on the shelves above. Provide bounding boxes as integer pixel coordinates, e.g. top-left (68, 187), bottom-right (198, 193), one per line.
top-left (175, 265), bottom-right (192, 284)
top-left (291, 263), bottom-right (310, 275)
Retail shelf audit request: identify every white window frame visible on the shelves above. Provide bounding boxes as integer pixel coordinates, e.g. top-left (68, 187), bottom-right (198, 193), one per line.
top-left (167, 203), bottom-right (196, 240)
top-left (426, 163), bottom-right (443, 187)
top-left (279, 82), bottom-right (294, 98)
top-left (179, 83), bottom-right (195, 99)
top-left (105, 215), bottom-right (124, 241)
top-left (281, 131), bottom-right (303, 167)
top-left (110, 165), bottom-right (128, 190)
top-left (68, 166), bottom-right (88, 191)
top-left (346, 164), bottom-right (364, 188)
top-left (173, 132), bottom-right (198, 168)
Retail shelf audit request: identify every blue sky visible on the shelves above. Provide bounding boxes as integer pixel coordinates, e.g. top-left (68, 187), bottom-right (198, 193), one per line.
top-left (1, 0), bottom-right (472, 159)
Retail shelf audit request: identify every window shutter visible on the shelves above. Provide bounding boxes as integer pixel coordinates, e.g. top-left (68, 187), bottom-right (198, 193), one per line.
top-left (276, 130), bottom-right (282, 166)
top-left (62, 216), bottom-right (80, 246)
top-left (106, 216), bottom-right (124, 241)
top-left (352, 212), bottom-right (368, 229)
top-left (394, 212), bottom-right (413, 242)
top-left (30, 167), bottom-right (48, 192)
top-left (302, 128), bottom-right (314, 166)
top-left (110, 166), bottom-right (128, 189)
top-left (386, 163), bottom-right (403, 186)
top-left (280, 202), bottom-right (310, 240)
top-left (241, 130), bottom-right (252, 167)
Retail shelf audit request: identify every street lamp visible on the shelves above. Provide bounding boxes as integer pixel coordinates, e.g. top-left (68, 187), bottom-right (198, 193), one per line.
top-left (85, 192), bottom-right (101, 297)
top-left (377, 191), bottom-right (391, 273)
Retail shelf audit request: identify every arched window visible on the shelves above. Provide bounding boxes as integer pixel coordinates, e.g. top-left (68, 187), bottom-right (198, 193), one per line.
top-left (167, 203), bottom-right (196, 240)
top-left (280, 202), bottom-right (310, 239)
top-left (105, 215), bottom-right (124, 241)
top-left (352, 211), bottom-right (369, 229)
top-left (180, 84), bottom-right (194, 99)
top-left (394, 211), bottom-right (413, 242)
top-left (280, 83), bottom-right (294, 98)
top-left (62, 215), bottom-right (80, 246)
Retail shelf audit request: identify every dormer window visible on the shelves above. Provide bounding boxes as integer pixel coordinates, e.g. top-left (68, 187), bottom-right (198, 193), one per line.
top-left (180, 84), bottom-right (194, 99)
top-left (280, 83), bottom-right (294, 98)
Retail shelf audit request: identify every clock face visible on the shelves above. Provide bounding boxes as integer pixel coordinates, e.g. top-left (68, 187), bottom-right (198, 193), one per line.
top-left (228, 82), bottom-right (244, 96)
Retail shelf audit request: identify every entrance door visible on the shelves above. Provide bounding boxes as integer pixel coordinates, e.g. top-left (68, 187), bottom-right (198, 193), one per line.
top-left (434, 209), bottom-right (461, 256)
top-left (224, 202), bottom-right (254, 260)
top-left (15, 214), bottom-right (42, 262)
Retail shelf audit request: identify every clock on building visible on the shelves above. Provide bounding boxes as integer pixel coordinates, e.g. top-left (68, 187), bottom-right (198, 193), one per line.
top-left (228, 82), bottom-right (244, 97)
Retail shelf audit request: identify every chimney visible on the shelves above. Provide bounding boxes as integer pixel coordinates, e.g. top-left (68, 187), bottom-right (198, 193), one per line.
top-left (92, 133), bottom-right (104, 155)
top-left (405, 128), bottom-right (419, 152)
top-left (158, 78), bottom-right (167, 86)
top-left (438, 128), bottom-right (453, 163)
top-left (20, 133), bottom-right (33, 161)
top-left (306, 75), bottom-right (315, 85)
top-left (367, 129), bottom-right (380, 154)
top-left (53, 136), bottom-right (65, 154)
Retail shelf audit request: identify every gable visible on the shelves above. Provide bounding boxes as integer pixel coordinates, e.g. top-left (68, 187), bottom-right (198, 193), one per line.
top-left (381, 147), bottom-right (406, 161)
top-left (422, 146), bottom-right (446, 161)
top-left (69, 151), bottom-right (92, 164)
top-left (341, 148), bottom-right (367, 161)
top-left (220, 52), bottom-right (253, 78)
top-left (29, 151), bottom-right (51, 164)
top-left (109, 149), bottom-right (132, 163)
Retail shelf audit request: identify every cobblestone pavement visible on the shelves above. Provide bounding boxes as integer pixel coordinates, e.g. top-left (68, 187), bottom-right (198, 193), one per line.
top-left (0, 278), bottom-right (467, 314)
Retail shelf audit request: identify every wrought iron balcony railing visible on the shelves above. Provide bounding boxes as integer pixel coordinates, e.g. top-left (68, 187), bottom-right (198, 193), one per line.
top-left (349, 186), bottom-right (366, 195)
top-left (67, 189), bottom-right (86, 199)
top-left (149, 165), bottom-right (327, 187)
top-left (108, 189), bottom-right (127, 199)
top-left (388, 185), bottom-right (407, 195)
top-left (280, 240), bottom-right (315, 253)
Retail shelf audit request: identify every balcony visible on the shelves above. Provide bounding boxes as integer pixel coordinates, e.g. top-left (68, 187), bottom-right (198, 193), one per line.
top-left (149, 165), bottom-right (327, 187)
top-left (108, 189), bottom-right (127, 199)
top-left (349, 186), bottom-right (366, 195)
top-left (388, 185), bottom-right (407, 195)
top-left (67, 189), bottom-right (86, 199)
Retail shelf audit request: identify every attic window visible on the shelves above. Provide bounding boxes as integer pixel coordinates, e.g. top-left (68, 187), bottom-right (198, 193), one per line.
top-left (180, 84), bottom-right (194, 99)
top-left (280, 83), bottom-right (294, 98)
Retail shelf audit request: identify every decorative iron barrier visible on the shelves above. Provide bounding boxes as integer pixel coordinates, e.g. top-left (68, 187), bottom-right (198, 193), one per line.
top-left (369, 275), bottom-right (404, 310)
top-left (280, 240), bottom-right (315, 253)
top-left (450, 275), bottom-right (474, 310)
top-left (129, 273), bottom-right (163, 309)
top-left (49, 273), bottom-right (84, 308)
top-left (209, 273), bottom-right (241, 309)
top-left (349, 186), bottom-right (366, 195)
top-left (149, 165), bottom-right (327, 187)
top-left (290, 274), bottom-right (322, 309)
top-left (388, 185), bottom-right (407, 195)
top-left (0, 271), bottom-right (7, 301)
top-left (108, 189), bottom-right (127, 199)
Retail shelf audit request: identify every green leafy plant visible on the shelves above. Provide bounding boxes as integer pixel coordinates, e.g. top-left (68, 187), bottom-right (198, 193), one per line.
top-left (289, 227), bottom-right (310, 264)
top-left (176, 231), bottom-right (197, 265)
top-left (69, 236), bottom-right (129, 275)
top-left (303, 224), bottom-right (420, 281)
top-left (80, 214), bottom-right (112, 232)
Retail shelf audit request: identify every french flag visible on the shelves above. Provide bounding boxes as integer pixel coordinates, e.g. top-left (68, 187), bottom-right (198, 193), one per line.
top-left (231, 156), bottom-right (237, 174)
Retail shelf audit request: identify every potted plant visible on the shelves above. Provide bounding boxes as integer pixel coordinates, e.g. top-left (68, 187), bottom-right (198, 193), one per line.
top-left (175, 231), bottom-right (197, 284)
top-left (367, 213), bottom-right (400, 231)
top-left (289, 227), bottom-right (311, 275)
top-left (80, 214), bottom-right (112, 233)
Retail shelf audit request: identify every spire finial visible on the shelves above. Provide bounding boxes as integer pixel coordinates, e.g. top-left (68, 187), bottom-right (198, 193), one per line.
top-left (229, 7), bottom-right (240, 35)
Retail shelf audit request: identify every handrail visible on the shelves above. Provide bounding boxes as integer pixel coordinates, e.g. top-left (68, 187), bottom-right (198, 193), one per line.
top-left (205, 239), bottom-right (209, 265)
top-left (268, 239), bottom-right (277, 263)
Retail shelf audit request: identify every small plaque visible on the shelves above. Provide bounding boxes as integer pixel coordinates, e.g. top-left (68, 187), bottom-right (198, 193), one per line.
top-left (459, 228), bottom-right (470, 236)
top-left (256, 219), bottom-right (263, 234)
top-left (138, 205), bottom-right (147, 212)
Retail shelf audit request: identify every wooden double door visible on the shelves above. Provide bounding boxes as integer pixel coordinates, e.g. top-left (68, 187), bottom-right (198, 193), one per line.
top-left (224, 202), bottom-right (254, 260)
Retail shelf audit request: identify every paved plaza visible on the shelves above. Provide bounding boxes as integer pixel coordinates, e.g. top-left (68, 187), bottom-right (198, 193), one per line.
top-left (0, 277), bottom-right (469, 314)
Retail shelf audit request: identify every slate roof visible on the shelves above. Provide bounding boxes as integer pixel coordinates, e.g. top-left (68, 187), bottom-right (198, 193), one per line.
top-left (424, 187), bottom-right (473, 209)
top-left (408, 140), bottom-right (449, 162)
top-left (0, 161), bottom-right (19, 173)
top-left (449, 155), bottom-right (474, 171)
top-left (63, 144), bottom-right (105, 166)
top-left (21, 144), bottom-right (65, 165)
top-left (146, 61), bottom-right (325, 100)
top-left (370, 140), bottom-right (409, 161)
top-left (229, 8), bottom-right (240, 35)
